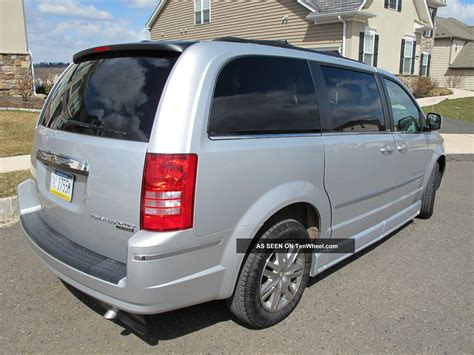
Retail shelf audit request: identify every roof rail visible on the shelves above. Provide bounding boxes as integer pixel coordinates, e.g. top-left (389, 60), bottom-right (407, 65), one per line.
top-left (213, 36), bottom-right (342, 58)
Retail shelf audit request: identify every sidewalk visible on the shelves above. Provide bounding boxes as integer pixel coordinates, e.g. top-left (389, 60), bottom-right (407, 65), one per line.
top-left (442, 134), bottom-right (474, 155)
top-left (417, 88), bottom-right (474, 107)
top-left (0, 155), bottom-right (30, 173)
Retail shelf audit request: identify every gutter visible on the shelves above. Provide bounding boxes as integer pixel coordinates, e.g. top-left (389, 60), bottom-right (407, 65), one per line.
top-left (337, 16), bottom-right (346, 56)
top-left (28, 49), bottom-right (36, 96)
top-left (306, 10), bottom-right (376, 23)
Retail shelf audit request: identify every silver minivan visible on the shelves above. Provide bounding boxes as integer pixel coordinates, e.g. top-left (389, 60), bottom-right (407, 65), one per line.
top-left (17, 38), bottom-right (445, 329)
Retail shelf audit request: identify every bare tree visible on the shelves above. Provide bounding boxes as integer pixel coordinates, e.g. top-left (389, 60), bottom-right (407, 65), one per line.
top-left (18, 73), bottom-right (33, 102)
top-left (445, 74), bottom-right (465, 89)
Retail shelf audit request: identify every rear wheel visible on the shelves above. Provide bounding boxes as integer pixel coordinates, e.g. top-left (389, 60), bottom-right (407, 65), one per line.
top-left (227, 219), bottom-right (311, 328)
top-left (418, 162), bottom-right (439, 219)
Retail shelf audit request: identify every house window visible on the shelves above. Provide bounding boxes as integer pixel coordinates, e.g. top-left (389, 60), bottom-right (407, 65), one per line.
top-left (424, 7), bottom-right (437, 38)
top-left (358, 30), bottom-right (379, 67)
top-left (420, 52), bottom-right (430, 76)
top-left (385, 0), bottom-right (401, 11)
top-left (402, 38), bottom-right (415, 74)
top-left (195, 0), bottom-right (210, 24)
top-left (363, 29), bottom-right (376, 66)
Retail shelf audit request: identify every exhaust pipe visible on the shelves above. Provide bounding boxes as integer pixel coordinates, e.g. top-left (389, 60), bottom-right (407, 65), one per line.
top-left (104, 307), bottom-right (119, 320)
top-left (103, 307), bottom-right (148, 335)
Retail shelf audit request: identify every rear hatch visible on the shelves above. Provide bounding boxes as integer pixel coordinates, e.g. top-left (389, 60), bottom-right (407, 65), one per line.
top-left (32, 44), bottom-right (185, 263)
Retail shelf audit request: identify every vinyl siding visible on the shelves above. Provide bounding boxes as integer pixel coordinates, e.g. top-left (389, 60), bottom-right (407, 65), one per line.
top-left (446, 69), bottom-right (474, 91)
top-left (430, 39), bottom-right (452, 86)
top-left (149, 0), bottom-right (343, 49)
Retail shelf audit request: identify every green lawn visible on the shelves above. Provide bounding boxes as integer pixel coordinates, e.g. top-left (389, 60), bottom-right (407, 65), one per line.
top-left (0, 170), bottom-right (30, 198)
top-left (422, 97), bottom-right (474, 123)
top-left (0, 110), bottom-right (38, 158)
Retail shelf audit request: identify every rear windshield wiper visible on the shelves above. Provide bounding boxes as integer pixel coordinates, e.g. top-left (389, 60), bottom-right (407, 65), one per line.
top-left (64, 119), bottom-right (128, 137)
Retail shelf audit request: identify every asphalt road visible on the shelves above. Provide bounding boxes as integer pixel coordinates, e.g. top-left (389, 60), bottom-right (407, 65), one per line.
top-left (1, 161), bottom-right (473, 353)
top-left (441, 117), bottom-right (474, 134)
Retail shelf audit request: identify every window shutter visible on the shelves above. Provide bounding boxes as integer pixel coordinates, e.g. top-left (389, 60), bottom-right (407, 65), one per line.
top-left (411, 41), bottom-right (416, 74)
top-left (397, 0), bottom-right (402, 12)
top-left (419, 52), bottom-right (424, 75)
top-left (399, 39), bottom-right (405, 74)
top-left (358, 32), bottom-right (365, 62)
top-left (374, 34), bottom-right (379, 67)
top-left (384, 0), bottom-right (389, 8)
top-left (427, 54), bottom-right (431, 77)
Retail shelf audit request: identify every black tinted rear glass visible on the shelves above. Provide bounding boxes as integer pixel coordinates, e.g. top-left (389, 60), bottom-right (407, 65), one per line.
top-left (209, 56), bottom-right (320, 136)
top-left (41, 56), bottom-right (178, 142)
top-left (319, 66), bottom-right (386, 132)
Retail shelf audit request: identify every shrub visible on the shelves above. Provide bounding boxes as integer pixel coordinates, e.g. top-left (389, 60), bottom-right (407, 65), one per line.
top-left (413, 77), bottom-right (437, 98)
top-left (427, 88), bottom-right (453, 97)
top-left (398, 76), bottom-right (417, 93)
top-left (34, 82), bottom-right (53, 96)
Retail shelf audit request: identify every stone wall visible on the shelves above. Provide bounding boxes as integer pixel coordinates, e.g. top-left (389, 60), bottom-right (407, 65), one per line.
top-left (0, 53), bottom-right (31, 96)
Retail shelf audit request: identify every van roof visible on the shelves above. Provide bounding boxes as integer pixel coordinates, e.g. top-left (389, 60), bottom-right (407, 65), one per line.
top-left (73, 38), bottom-right (362, 67)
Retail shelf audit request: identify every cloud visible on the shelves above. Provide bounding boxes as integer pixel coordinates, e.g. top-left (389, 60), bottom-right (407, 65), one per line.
top-left (125, 0), bottom-right (159, 8)
top-left (27, 19), bottom-right (143, 62)
top-left (437, 0), bottom-right (474, 25)
top-left (37, 0), bottom-right (114, 21)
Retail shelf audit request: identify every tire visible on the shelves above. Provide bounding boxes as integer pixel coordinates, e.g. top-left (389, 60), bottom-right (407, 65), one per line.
top-left (418, 162), bottom-right (439, 219)
top-left (227, 219), bottom-right (311, 329)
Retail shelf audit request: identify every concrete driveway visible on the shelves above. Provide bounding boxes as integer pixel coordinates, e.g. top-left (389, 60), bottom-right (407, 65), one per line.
top-left (0, 161), bottom-right (473, 353)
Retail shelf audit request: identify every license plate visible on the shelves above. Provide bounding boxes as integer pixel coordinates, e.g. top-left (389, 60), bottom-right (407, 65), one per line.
top-left (50, 170), bottom-right (74, 202)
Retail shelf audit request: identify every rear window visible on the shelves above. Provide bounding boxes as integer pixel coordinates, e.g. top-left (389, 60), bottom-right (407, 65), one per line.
top-left (208, 56), bottom-right (320, 136)
top-left (40, 56), bottom-right (178, 142)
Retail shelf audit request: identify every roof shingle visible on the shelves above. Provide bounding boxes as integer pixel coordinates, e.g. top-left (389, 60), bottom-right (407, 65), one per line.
top-left (435, 17), bottom-right (474, 41)
top-left (450, 42), bottom-right (474, 69)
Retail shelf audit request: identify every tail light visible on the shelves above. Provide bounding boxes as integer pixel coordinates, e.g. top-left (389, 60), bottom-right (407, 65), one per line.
top-left (141, 153), bottom-right (198, 231)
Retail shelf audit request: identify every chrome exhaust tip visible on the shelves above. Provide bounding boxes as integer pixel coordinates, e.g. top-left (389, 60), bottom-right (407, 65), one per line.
top-left (104, 307), bottom-right (119, 320)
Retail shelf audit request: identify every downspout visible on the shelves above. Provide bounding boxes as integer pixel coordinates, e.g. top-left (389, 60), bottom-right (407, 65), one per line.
top-left (28, 49), bottom-right (36, 96)
top-left (338, 16), bottom-right (346, 57)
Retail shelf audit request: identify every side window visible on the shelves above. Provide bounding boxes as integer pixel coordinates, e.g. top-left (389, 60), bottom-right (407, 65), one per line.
top-left (384, 79), bottom-right (422, 133)
top-left (208, 56), bottom-right (320, 136)
top-left (320, 66), bottom-right (386, 132)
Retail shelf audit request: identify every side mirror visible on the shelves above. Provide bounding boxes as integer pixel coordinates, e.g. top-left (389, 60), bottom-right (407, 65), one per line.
top-left (426, 112), bottom-right (443, 131)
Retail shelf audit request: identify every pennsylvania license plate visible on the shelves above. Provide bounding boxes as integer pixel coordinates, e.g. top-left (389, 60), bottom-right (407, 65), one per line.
top-left (50, 170), bottom-right (74, 202)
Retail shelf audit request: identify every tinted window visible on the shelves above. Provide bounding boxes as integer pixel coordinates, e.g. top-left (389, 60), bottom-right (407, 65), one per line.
top-left (320, 66), bottom-right (385, 132)
top-left (42, 56), bottom-right (178, 142)
top-left (208, 56), bottom-right (319, 136)
top-left (384, 79), bottom-right (422, 133)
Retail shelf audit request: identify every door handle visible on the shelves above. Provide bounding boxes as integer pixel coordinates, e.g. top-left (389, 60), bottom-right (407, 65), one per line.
top-left (37, 149), bottom-right (89, 176)
top-left (380, 146), bottom-right (394, 155)
top-left (397, 144), bottom-right (408, 153)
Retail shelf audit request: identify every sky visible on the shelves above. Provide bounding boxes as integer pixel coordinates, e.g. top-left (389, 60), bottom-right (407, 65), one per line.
top-left (24, 0), bottom-right (474, 64)
top-left (25, 0), bottom-right (157, 63)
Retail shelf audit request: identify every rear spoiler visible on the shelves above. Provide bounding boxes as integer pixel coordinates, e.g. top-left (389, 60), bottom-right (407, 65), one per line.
top-left (72, 41), bottom-right (197, 64)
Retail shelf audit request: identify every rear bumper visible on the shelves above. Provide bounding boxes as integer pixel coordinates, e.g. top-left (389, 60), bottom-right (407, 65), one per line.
top-left (17, 179), bottom-right (228, 315)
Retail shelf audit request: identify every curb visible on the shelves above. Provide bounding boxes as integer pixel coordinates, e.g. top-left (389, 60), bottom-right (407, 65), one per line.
top-left (0, 107), bottom-right (41, 113)
top-left (0, 195), bottom-right (18, 221)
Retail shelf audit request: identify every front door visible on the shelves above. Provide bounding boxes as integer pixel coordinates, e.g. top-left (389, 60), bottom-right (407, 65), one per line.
top-left (382, 78), bottom-right (431, 231)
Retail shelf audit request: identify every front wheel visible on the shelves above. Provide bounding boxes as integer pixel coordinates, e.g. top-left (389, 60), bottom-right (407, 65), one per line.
top-left (227, 219), bottom-right (311, 328)
top-left (418, 162), bottom-right (439, 219)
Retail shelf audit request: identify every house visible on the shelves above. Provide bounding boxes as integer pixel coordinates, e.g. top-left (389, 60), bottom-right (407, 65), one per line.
top-left (0, 0), bottom-right (32, 96)
top-left (146, 0), bottom-right (447, 75)
top-left (430, 17), bottom-right (474, 90)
